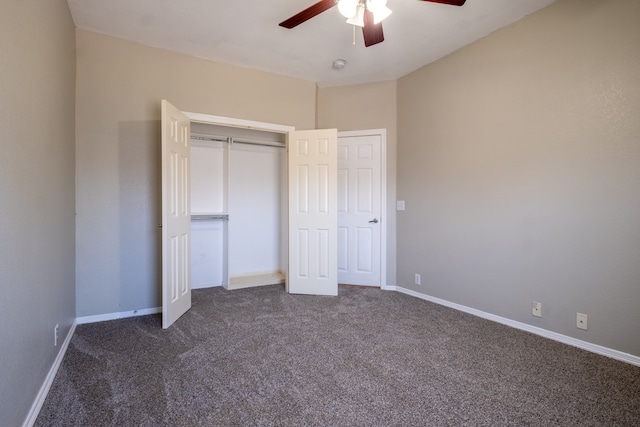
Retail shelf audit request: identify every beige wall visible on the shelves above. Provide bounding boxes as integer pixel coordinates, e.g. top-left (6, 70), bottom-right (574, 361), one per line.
top-left (317, 81), bottom-right (398, 287)
top-left (397, 0), bottom-right (640, 356)
top-left (6, 1), bottom-right (638, 422)
top-left (0, 1), bottom-right (76, 425)
top-left (76, 30), bottom-right (317, 317)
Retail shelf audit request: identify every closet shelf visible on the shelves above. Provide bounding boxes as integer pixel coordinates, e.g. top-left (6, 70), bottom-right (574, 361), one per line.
top-left (191, 213), bottom-right (229, 221)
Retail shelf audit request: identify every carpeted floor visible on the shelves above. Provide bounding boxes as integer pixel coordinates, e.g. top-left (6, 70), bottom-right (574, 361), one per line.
top-left (36, 285), bottom-right (640, 426)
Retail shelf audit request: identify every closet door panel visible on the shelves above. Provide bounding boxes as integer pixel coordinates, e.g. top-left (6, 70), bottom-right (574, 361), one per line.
top-left (287, 129), bottom-right (338, 296)
top-left (161, 100), bottom-right (191, 329)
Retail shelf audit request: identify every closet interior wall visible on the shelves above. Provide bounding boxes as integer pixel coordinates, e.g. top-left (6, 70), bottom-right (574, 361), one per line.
top-left (190, 122), bottom-right (287, 290)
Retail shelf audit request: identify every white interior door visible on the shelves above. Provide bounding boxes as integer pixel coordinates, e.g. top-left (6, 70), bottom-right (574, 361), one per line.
top-left (161, 100), bottom-right (192, 328)
top-left (337, 133), bottom-right (382, 286)
top-left (288, 129), bottom-right (338, 296)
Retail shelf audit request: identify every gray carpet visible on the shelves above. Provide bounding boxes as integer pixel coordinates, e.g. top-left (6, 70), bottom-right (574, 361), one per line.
top-left (36, 285), bottom-right (640, 426)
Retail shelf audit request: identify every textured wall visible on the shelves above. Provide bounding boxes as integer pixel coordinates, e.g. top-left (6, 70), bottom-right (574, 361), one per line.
top-left (317, 81), bottom-right (398, 288)
top-left (0, 1), bottom-right (76, 425)
top-left (75, 30), bottom-right (317, 317)
top-left (397, 0), bottom-right (640, 356)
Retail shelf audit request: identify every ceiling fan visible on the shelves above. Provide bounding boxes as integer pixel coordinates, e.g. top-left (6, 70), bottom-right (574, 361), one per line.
top-left (279, 0), bottom-right (467, 47)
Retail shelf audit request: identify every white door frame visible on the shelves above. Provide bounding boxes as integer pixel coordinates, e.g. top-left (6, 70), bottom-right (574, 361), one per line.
top-left (184, 112), bottom-right (295, 134)
top-left (183, 111), bottom-right (294, 284)
top-left (338, 129), bottom-right (387, 290)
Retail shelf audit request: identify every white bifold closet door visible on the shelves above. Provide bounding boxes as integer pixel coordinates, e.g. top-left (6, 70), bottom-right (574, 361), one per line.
top-left (161, 100), bottom-right (192, 329)
top-left (287, 129), bottom-right (338, 296)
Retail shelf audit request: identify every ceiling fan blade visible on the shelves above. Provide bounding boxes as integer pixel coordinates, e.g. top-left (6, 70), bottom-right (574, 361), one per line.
top-left (420, 0), bottom-right (467, 6)
top-left (362, 9), bottom-right (384, 47)
top-left (279, 0), bottom-right (337, 29)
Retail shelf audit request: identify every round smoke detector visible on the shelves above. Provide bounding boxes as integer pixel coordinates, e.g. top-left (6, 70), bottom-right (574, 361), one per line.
top-left (332, 59), bottom-right (347, 70)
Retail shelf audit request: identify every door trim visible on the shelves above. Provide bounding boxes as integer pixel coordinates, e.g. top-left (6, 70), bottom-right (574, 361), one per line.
top-left (337, 129), bottom-right (387, 290)
top-left (183, 111), bottom-right (295, 134)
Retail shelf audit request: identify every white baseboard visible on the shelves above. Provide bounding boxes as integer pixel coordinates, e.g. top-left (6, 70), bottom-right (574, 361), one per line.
top-left (24, 306), bottom-right (161, 426)
top-left (76, 307), bottom-right (161, 325)
top-left (22, 321), bottom-right (77, 427)
top-left (388, 286), bottom-right (640, 367)
top-left (23, 286), bottom-right (636, 427)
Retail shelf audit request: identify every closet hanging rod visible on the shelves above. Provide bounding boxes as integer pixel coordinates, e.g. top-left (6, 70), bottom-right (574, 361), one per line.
top-left (191, 134), bottom-right (228, 143)
top-left (232, 139), bottom-right (285, 149)
top-left (190, 132), bottom-right (285, 149)
top-left (191, 214), bottom-right (229, 221)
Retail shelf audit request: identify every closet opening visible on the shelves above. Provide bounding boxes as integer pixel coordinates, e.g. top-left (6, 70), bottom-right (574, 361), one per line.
top-left (189, 122), bottom-right (287, 291)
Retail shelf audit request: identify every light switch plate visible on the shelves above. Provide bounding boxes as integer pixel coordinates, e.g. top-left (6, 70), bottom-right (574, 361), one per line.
top-left (397, 200), bottom-right (405, 211)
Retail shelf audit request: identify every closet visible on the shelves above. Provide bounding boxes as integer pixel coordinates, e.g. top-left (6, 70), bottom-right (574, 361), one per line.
top-left (189, 122), bottom-right (287, 290)
top-left (162, 100), bottom-right (339, 327)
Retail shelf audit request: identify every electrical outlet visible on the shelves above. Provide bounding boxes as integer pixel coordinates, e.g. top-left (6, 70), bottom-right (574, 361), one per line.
top-left (54, 324), bottom-right (59, 346)
top-left (414, 273), bottom-right (421, 285)
top-left (532, 301), bottom-right (542, 317)
top-left (577, 313), bottom-right (588, 330)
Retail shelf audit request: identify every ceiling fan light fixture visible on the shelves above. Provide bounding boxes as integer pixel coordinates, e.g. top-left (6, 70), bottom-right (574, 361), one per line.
top-left (279, 0), bottom-right (465, 49)
top-left (338, 0), bottom-right (358, 19)
top-left (367, 0), bottom-right (392, 24)
top-left (346, 3), bottom-right (365, 27)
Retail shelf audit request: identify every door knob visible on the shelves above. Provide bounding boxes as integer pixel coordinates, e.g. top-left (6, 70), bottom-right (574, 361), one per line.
top-left (368, 218), bottom-right (379, 224)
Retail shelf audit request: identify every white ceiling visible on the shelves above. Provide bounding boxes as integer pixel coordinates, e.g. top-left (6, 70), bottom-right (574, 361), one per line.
top-left (67, 0), bottom-right (557, 87)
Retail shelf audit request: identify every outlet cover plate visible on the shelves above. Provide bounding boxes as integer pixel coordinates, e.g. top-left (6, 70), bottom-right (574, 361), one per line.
top-left (532, 302), bottom-right (542, 317)
top-left (577, 312), bottom-right (588, 330)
